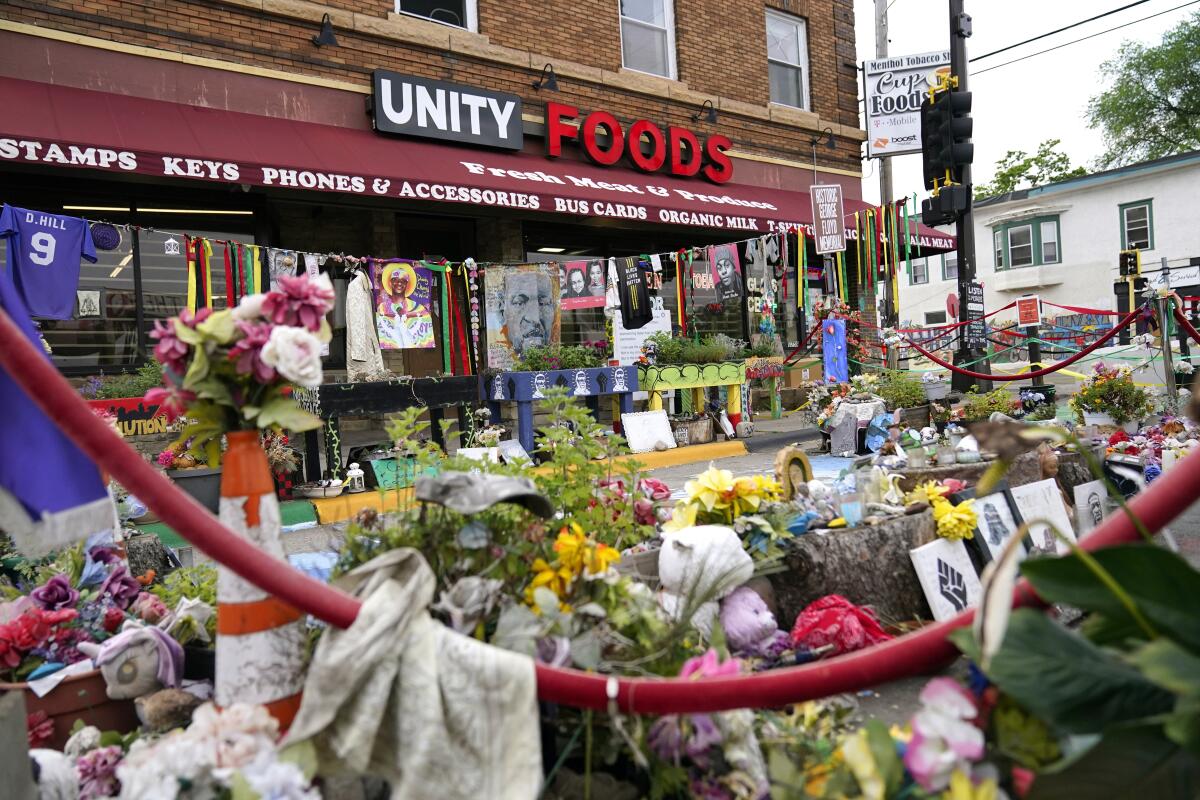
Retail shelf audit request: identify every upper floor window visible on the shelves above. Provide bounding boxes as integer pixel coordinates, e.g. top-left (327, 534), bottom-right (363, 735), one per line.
top-left (925, 311), bottom-right (948, 325)
top-left (396, 0), bottom-right (477, 30)
top-left (1120, 199), bottom-right (1153, 251)
top-left (992, 215), bottom-right (1061, 270)
top-left (943, 254), bottom-right (958, 281)
top-left (911, 258), bottom-right (928, 285)
top-left (620, 0), bottom-right (677, 79)
top-left (766, 10), bottom-right (810, 109)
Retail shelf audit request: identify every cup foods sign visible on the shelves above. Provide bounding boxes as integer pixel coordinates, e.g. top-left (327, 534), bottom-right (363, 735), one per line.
top-left (863, 50), bottom-right (951, 158)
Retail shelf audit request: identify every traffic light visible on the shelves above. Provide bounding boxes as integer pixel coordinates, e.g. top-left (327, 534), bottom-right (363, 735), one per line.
top-left (1119, 249), bottom-right (1141, 276)
top-left (920, 89), bottom-right (974, 191)
top-left (921, 184), bottom-right (969, 226)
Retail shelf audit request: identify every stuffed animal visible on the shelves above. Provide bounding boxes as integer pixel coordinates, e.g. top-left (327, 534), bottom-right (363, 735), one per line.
top-left (719, 586), bottom-right (788, 656)
top-left (78, 623), bottom-right (184, 700)
top-left (657, 526), bottom-right (753, 635)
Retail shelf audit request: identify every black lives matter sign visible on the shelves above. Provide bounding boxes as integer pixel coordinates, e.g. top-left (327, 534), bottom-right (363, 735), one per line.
top-left (810, 184), bottom-right (847, 254)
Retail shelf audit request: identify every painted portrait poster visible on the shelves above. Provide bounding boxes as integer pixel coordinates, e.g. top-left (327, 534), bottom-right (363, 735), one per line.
top-left (372, 259), bottom-right (435, 349)
top-left (708, 244), bottom-right (744, 302)
top-left (561, 260), bottom-right (606, 311)
top-left (485, 263), bottom-right (561, 369)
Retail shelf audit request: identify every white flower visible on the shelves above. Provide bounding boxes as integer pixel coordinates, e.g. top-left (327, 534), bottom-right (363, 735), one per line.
top-left (239, 755), bottom-right (321, 800)
top-left (233, 292), bottom-right (268, 321)
top-left (261, 326), bottom-right (325, 387)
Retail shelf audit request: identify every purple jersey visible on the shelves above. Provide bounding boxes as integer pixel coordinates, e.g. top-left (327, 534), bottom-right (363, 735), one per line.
top-left (0, 204), bottom-right (96, 320)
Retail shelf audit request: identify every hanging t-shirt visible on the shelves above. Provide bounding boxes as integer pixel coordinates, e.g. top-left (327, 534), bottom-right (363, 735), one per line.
top-left (0, 205), bottom-right (96, 320)
top-left (616, 257), bottom-right (653, 330)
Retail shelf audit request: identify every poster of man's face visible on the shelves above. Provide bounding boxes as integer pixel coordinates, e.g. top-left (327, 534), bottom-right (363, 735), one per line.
top-left (709, 245), bottom-right (743, 302)
top-left (485, 264), bottom-right (561, 369)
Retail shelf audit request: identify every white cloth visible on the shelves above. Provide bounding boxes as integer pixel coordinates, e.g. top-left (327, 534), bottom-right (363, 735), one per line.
top-left (346, 271), bottom-right (385, 381)
top-left (284, 549), bottom-right (542, 800)
top-left (828, 398), bottom-right (886, 430)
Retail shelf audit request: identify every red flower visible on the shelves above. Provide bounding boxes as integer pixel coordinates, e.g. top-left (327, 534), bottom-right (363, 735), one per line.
top-left (26, 711), bottom-right (54, 748)
top-left (144, 382), bottom-right (197, 423)
top-left (227, 320), bottom-right (278, 384)
top-left (261, 273), bottom-right (334, 331)
top-left (42, 608), bottom-right (78, 626)
top-left (102, 606), bottom-right (126, 633)
top-left (0, 627), bottom-right (19, 669)
top-left (12, 613), bottom-right (51, 651)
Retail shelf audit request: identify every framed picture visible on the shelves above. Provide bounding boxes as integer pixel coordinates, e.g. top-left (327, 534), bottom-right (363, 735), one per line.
top-left (76, 290), bottom-right (102, 318)
top-left (950, 485), bottom-right (1030, 566)
top-left (909, 538), bottom-right (982, 622)
top-left (1010, 478), bottom-right (1077, 556)
top-left (1073, 479), bottom-right (1109, 535)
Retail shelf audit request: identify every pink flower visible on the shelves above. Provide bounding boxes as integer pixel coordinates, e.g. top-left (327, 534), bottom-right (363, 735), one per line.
top-left (150, 318), bottom-right (189, 375)
top-left (177, 307), bottom-right (213, 328)
top-left (26, 711), bottom-right (54, 749)
top-left (156, 449), bottom-right (176, 468)
top-left (99, 566), bottom-right (141, 610)
top-left (638, 477), bottom-right (671, 502)
top-left (634, 498), bottom-right (657, 526)
top-left (144, 383), bottom-right (197, 423)
top-left (77, 744), bottom-right (123, 799)
top-left (680, 648), bottom-right (740, 680)
top-left (30, 574), bottom-right (79, 611)
top-left (904, 677), bottom-right (985, 791)
top-left (228, 321), bottom-right (278, 383)
top-left (260, 273), bottom-right (334, 332)
top-left (130, 592), bottom-right (169, 625)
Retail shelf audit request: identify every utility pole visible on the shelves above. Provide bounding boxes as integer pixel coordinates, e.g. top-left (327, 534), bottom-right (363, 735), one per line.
top-left (948, 0), bottom-right (990, 392)
top-left (875, 0), bottom-right (895, 331)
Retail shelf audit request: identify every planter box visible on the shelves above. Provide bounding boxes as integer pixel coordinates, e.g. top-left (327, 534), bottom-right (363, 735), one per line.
top-left (1080, 410), bottom-right (1138, 432)
top-left (671, 416), bottom-right (713, 446)
top-left (898, 403), bottom-right (931, 430)
top-left (166, 466), bottom-right (222, 513)
top-left (923, 381), bottom-right (950, 401)
top-left (0, 669), bottom-right (139, 749)
top-left (615, 547), bottom-right (660, 589)
top-left (487, 365), bottom-right (639, 403)
top-left (638, 360), bottom-right (748, 391)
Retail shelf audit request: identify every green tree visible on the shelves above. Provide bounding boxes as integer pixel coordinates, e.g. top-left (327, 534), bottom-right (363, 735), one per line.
top-left (974, 138), bottom-right (1087, 200)
top-left (1087, 11), bottom-right (1200, 167)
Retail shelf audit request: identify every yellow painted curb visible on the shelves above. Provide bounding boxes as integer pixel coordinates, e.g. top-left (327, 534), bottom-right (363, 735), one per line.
top-left (307, 441), bottom-right (748, 523)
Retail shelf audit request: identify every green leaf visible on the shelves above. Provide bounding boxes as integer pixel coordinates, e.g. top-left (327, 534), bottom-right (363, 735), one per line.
top-left (254, 396), bottom-right (322, 432)
top-left (182, 343), bottom-right (210, 389)
top-left (173, 321), bottom-right (203, 346)
top-left (278, 739), bottom-right (319, 781)
top-left (196, 308), bottom-right (236, 343)
top-left (191, 376), bottom-right (233, 406)
top-left (1027, 724), bottom-right (1200, 800)
top-left (863, 719), bottom-right (904, 796)
top-left (984, 609), bottom-right (1174, 734)
top-left (1021, 544), bottom-right (1200, 653)
top-left (1129, 639), bottom-right (1200, 696)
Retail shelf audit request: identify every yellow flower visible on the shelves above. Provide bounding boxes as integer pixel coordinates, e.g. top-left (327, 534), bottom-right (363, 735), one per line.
top-left (842, 729), bottom-right (886, 800)
top-left (552, 525), bottom-right (587, 575)
top-left (684, 465), bottom-right (737, 512)
top-left (933, 497), bottom-right (977, 541)
top-left (804, 748), bottom-right (843, 796)
top-left (583, 542), bottom-right (621, 575)
top-left (524, 557), bottom-right (574, 606)
top-left (662, 501), bottom-right (700, 533)
top-left (906, 481), bottom-right (948, 507)
top-left (942, 769), bottom-right (998, 800)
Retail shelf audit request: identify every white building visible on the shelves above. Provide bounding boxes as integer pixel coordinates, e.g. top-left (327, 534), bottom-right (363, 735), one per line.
top-left (898, 150), bottom-right (1200, 329)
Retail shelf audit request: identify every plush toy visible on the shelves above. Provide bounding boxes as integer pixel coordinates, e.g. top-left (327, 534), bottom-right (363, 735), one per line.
top-left (657, 526), bottom-right (753, 635)
top-left (719, 586), bottom-right (788, 657)
top-left (78, 622), bottom-right (184, 700)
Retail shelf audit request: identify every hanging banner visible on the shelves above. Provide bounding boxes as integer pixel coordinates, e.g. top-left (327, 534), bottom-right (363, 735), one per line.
top-left (373, 260), bottom-right (435, 349)
top-left (863, 50), bottom-right (951, 157)
top-left (810, 185), bottom-right (847, 254)
top-left (1016, 295), bottom-right (1041, 328)
top-left (965, 281), bottom-right (986, 348)
top-left (822, 318), bottom-right (849, 383)
top-left (560, 260), bottom-right (606, 310)
top-left (484, 263), bottom-right (561, 369)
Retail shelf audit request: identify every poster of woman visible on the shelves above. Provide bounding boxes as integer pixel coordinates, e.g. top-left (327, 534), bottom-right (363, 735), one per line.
top-left (561, 261), bottom-right (605, 310)
top-left (372, 260), bottom-right (435, 349)
top-left (709, 244), bottom-right (744, 302)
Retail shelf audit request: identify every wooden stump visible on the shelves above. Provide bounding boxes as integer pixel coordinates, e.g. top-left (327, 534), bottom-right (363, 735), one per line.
top-left (769, 512), bottom-right (938, 629)
top-left (897, 450), bottom-right (1091, 494)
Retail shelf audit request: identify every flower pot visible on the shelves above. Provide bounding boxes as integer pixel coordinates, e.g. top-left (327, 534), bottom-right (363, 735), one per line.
top-left (1081, 411), bottom-right (1115, 428)
top-left (216, 430), bottom-right (305, 731)
top-left (166, 466), bottom-right (223, 514)
top-left (898, 404), bottom-right (931, 430)
top-left (0, 668), bottom-right (139, 749)
top-left (1122, 420), bottom-right (1140, 434)
top-left (1018, 384), bottom-right (1056, 411)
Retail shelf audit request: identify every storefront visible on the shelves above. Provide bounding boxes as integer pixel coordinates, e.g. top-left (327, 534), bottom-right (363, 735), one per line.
top-left (0, 41), bottom-right (953, 390)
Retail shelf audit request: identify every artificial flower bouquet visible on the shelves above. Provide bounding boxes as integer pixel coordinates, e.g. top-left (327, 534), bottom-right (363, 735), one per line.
top-left (145, 273), bottom-right (335, 465)
top-left (1069, 362), bottom-right (1155, 425)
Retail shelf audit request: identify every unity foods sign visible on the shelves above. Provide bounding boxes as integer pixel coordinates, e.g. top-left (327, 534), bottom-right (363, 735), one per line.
top-left (863, 51), bottom-right (951, 158)
top-left (371, 70), bottom-right (524, 150)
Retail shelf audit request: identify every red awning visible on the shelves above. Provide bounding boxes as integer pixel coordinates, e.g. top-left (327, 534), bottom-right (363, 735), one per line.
top-left (0, 77), bottom-right (954, 251)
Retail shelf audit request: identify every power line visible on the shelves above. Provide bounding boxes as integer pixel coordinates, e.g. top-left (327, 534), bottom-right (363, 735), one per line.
top-left (973, 0), bottom-right (1200, 76)
top-left (970, 0), bottom-right (1152, 62)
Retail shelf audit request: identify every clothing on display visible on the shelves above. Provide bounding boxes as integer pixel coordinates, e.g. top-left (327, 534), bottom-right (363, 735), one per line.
top-left (615, 256), bottom-right (652, 330)
top-left (346, 269), bottom-right (386, 379)
top-left (0, 204), bottom-right (96, 320)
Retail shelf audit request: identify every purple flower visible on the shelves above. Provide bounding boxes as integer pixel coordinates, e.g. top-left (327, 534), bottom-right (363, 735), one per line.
top-left (30, 574), bottom-right (79, 611)
top-left (150, 318), bottom-right (190, 375)
top-left (76, 744), bottom-right (122, 799)
top-left (684, 713), bottom-right (724, 769)
top-left (228, 321), bottom-right (278, 383)
top-left (261, 273), bottom-right (334, 332)
top-left (647, 715), bottom-right (684, 761)
top-left (99, 565), bottom-right (141, 610)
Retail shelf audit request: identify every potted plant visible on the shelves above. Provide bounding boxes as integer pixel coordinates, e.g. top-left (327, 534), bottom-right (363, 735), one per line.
top-left (1069, 362), bottom-right (1154, 432)
top-left (638, 332), bottom-right (749, 394)
top-left (959, 387), bottom-right (1019, 423)
top-left (157, 440), bottom-right (222, 513)
top-left (921, 370), bottom-right (951, 401)
top-left (877, 370), bottom-right (929, 427)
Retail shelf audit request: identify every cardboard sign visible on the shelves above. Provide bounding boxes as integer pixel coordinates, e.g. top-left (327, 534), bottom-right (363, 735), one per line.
top-left (1016, 295), bottom-right (1041, 328)
top-left (810, 185), bottom-right (846, 254)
